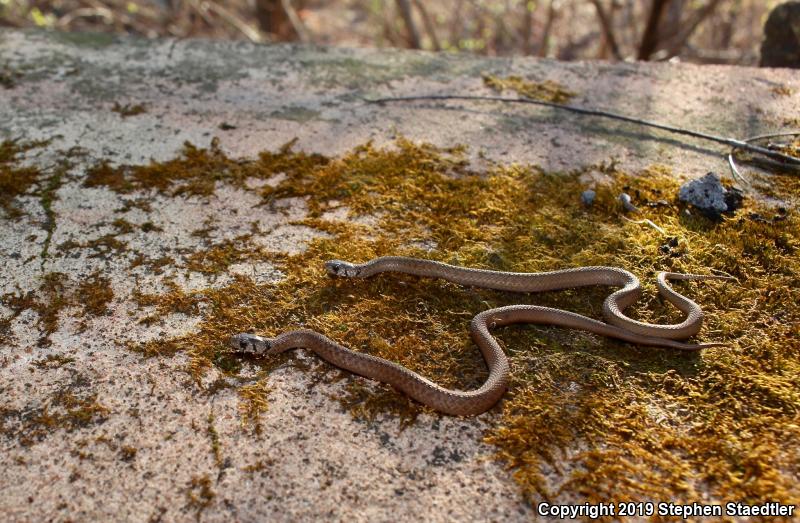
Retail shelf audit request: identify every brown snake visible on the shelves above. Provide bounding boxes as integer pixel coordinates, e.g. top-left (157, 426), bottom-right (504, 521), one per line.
top-left (229, 256), bottom-right (731, 416)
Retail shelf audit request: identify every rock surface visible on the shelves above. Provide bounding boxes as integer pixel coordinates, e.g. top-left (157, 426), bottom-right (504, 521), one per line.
top-left (1, 29), bottom-right (799, 522)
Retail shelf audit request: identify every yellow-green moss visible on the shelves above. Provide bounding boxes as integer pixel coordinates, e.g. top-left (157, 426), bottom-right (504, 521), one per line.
top-left (237, 379), bottom-right (270, 432)
top-left (185, 237), bottom-right (254, 275)
top-left (119, 445), bottom-right (137, 462)
top-left (243, 459), bottom-right (273, 474)
top-left (83, 137), bottom-right (309, 197)
top-left (39, 159), bottom-right (68, 261)
top-left (161, 139), bottom-right (800, 504)
top-left (7, 134), bottom-right (797, 505)
top-left (185, 474), bottom-right (215, 518)
top-left (771, 85), bottom-right (793, 97)
top-left (3, 270), bottom-right (115, 344)
top-left (0, 139), bottom-right (43, 218)
top-left (2, 272), bottom-right (71, 347)
top-left (57, 233), bottom-right (129, 258)
top-left (2, 388), bottom-right (109, 447)
top-left (32, 354), bottom-right (75, 369)
top-left (207, 412), bottom-right (222, 468)
top-left (111, 102), bottom-right (147, 117)
top-left (77, 272), bottom-right (114, 318)
top-left (483, 74), bottom-right (577, 104)
top-left (0, 63), bottom-right (21, 89)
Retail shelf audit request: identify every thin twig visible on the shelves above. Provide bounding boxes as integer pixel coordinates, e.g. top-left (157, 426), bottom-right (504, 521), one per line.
top-left (364, 94), bottom-right (800, 166)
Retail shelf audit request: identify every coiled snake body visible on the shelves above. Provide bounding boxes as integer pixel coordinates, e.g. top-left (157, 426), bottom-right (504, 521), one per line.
top-left (230, 256), bottom-right (730, 416)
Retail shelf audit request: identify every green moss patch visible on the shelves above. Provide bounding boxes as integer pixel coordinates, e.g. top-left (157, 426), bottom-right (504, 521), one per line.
top-left (77, 272), bottom-right (114, 318)
top-left (2, 270), bottom-right (115, 346)
top-left (4, 134), bottom-right (799, 505)
top-left (32, 354), bottom-right (75, 369)
top-left (483, 74), bottom-right (577, 104)
top-left (111, 102), bottom-right (147, 117)
top-left (1, 385), bottom-right (109, 447)
top-left (3, 272), bottom-right (71, 347)
top-left (0, 139), bottom-right (45, 218)
top-left (185, 474), bottom-right (215, 518)
top-left (96, 138), bottom-right (799, 505)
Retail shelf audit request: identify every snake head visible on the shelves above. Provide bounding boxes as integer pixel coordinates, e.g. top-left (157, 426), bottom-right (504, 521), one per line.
top-left (324, 260), bottom-right (360, 278)
top-left (229, 333), bottom-right (269, 354)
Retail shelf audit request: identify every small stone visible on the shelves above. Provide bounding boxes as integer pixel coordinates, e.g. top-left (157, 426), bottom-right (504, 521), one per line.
top-left (678, 172), bottom-right (744, 220)
top-left (619, 193), bottom-right (638, 212)
top-left (581, 189), bottom-right (596, 206)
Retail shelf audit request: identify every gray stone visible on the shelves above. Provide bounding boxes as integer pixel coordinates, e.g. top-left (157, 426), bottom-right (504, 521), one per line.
top-left (581, 189), bottom-right (596, 206)
top-left (678, 172), bottom-right (744, 219)
top-left (761, 1), bottom-right (800, 68)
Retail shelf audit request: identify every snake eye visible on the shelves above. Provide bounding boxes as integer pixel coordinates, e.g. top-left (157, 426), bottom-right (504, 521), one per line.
top-left (325, 260), bottom-right (343, 277)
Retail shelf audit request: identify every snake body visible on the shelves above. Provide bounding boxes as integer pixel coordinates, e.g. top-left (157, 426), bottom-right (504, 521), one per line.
top-left (230, 256), bottom-right (730, 416)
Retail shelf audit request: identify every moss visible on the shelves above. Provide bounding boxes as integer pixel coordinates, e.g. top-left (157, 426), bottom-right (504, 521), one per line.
top-left (51, 31), bottom-right (116, 48)
top-left (0, 139), bottom-right (44, 218)
top-left (238, 379), bottom-right (270, 432)
top-left (2, 388), bottom-right (109, 447)
top-left (140, 221), bottom-right (162, 233)
top-left (771, 85), bottom-right (793, 97)
top-left (119, 445), bottom-right (137, 462)
top-left (206, 413), bottom-right (222, 468)
top-left (243, 459), bottom-right (273, 474)
top-left (0, 63), bottom-right (22, 89)
top-left (3, 271), bottom-right (111, 344)
top-left (185, 237), bottom-right (254, 275)
top-left (133, 139), bottom-right (800, 505)
top-left (58, 233), bottom-right (129, 259)
top-left (8, 134), bottom-right (796, 505)
top-left (185, 474), bottom-right (215, 518)
top-left (32, 354), bottom-right (75, 369)
top-left (128, 338), bottom-right (184, 359)
top-left (38, 160), bottom-right (66, 262)
top-left (2, 272), bottom-right (71, 347)
top-left (129, 254), bottom-right (173, 274)
top-left (85, 160), bottom-right (133, 193)
top-left (77, 272), bottom-right (114, 317)
top-left (111, 218), bottom-right (135, 234)
top-left (111, 102), bottom-right (147, 117)
top-left (483, 74), bottom-right (577, 104)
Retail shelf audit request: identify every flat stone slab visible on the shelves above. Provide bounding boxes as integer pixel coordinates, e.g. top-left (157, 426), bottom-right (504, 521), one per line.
top-left (1, 29), bottom-right (799, 522)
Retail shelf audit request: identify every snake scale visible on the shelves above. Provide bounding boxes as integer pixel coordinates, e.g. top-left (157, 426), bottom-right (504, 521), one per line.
top-left (229, 256), bottom-right (731, 416)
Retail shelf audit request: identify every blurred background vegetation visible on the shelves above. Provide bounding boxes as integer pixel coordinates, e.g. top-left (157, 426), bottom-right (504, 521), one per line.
top-left (0, 0), bottom-right (785, 65)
